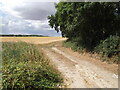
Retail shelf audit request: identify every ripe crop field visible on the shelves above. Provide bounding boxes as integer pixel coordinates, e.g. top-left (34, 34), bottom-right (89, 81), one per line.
top-left (0, 37), bottom-right (67, 44)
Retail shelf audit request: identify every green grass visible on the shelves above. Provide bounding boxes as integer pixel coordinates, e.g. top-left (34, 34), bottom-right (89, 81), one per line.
top-left (95, 35), bottom-right (120, 63)
top-left (0, 44), bottom-right (2, 88)
top-left (0, 72), bottom-right (1, 88)
top-left (63, 41), bottom-right (85, 53)
top-left (63, 35), bottom-right (120, 63)
top-left (2, 42), bottom-right (63, 89)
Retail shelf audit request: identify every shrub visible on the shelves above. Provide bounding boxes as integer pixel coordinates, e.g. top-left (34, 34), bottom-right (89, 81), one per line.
top-left (95, 35), bottom-right (120, 63)
top-left (63, 40), bottom-right (85, 52)
top-left (48, 2), bottom-right (120, 50)
top-left (2, 42), bottom-right (62, 89)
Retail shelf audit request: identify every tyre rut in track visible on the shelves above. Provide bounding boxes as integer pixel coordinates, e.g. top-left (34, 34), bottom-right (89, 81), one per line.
top-left (41, 46), bottom-right (118, 88)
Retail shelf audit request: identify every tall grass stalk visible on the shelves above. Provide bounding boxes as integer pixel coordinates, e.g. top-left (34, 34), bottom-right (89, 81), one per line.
top-left (2, 42), bottom-right (62, 89)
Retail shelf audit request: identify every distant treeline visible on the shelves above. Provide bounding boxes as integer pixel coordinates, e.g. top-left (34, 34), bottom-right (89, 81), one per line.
top-left (0, 34), bottom-right (48, 37)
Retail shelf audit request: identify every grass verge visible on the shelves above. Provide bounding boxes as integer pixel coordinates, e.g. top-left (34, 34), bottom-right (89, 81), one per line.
top-left (63, 35), bottom-right (120, 64)
top-left (2, 42), bottom-right (63, 89)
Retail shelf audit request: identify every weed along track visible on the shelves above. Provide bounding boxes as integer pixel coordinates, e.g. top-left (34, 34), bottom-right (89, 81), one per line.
top-left (2, 42), bottom-right (63, 88)
top-left (41, 45), bottom-right (118, 88)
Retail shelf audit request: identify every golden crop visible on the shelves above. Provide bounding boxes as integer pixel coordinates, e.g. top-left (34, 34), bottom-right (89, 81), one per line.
top-left (0, 37), bottom-right (67, 44)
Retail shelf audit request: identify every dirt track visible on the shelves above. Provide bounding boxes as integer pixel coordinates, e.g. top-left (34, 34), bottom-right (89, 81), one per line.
top-left (1, 37), bottom-right (118, 88)
top-left (41, 42), bottom-right (118, 88)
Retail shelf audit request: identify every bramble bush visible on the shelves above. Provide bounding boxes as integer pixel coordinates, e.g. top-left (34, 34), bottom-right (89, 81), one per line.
top-left (63, 40), bottom-right (85, 53)
top-left (95, 35), bottom-right (120, 63)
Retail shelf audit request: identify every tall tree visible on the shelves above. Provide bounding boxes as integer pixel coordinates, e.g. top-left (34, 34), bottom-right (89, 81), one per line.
top-left (48, 2), bottom-right (120, 50)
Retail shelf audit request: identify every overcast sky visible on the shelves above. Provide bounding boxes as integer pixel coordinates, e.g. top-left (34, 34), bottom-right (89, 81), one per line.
top-left (0, 0), bottom-right (61, 36)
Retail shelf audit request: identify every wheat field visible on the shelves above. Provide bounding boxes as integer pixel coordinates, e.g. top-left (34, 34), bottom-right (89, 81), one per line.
top-left (0, 37), bottom-right (67, 44)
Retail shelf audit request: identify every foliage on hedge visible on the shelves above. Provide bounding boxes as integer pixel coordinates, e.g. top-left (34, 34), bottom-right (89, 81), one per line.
top-left (63, 40), bottom-right (85, 52)
top-left (48, 2), bottom-right (120, 63)
top-left (2, 42), bottom-right (62, 89)
top-left (64, 35), bottom-right (120, 63)
top-left (95, 35), bottom-right (120, 63)
top-left (48, 2), bottom-right (120, 50)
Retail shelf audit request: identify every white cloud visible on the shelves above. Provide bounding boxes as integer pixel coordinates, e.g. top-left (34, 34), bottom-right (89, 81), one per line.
top-left (1, 12), bottom-right (61, 36)
top-left (0, 1), bottom-right (61, 36)
top-left (27, 20), bottom-right (52, 30)
top-left (13, 2), bottom-right (56, 20)
top-left (1, 0), bottom-right (25, 18)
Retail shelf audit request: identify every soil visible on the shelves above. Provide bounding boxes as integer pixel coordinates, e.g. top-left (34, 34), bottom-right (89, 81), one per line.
top-left (40, 41), bottom-right (118, 88)
top-left (1, 37), bottom-right (118, 88)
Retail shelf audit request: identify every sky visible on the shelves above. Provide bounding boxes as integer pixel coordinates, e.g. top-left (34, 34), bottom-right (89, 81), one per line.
top-left (0, 0), bottom-right (61, 36)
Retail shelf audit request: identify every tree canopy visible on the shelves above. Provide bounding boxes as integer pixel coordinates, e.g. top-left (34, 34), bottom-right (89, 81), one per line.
top-left (48, 2), bottom-right (120, 50)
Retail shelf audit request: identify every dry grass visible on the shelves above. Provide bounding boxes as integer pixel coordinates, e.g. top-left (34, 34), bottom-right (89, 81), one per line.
top-left (0, 37), bottom-right (67, 44)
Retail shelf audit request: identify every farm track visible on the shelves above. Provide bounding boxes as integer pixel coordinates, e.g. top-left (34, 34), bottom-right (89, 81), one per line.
top-left (1, 37), bottom-right (118, 88)
top-left (41, 45), bottom-right (118, 88)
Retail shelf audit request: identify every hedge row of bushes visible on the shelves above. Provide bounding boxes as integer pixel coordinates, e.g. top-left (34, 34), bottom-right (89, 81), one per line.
top-left (95, 35), bottom-right (120, 63)
top-left (64, 35), bottom-right (120, 63)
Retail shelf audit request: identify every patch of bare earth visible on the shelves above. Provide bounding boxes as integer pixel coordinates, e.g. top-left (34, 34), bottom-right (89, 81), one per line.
top-left (41, 41), bottom-right (118, 88)
top-left (58, 46), bottom-right (118, 74)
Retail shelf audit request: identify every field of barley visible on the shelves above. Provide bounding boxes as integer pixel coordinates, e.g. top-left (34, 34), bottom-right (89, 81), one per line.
top-left (0, 37), bottom-right (67, 44)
